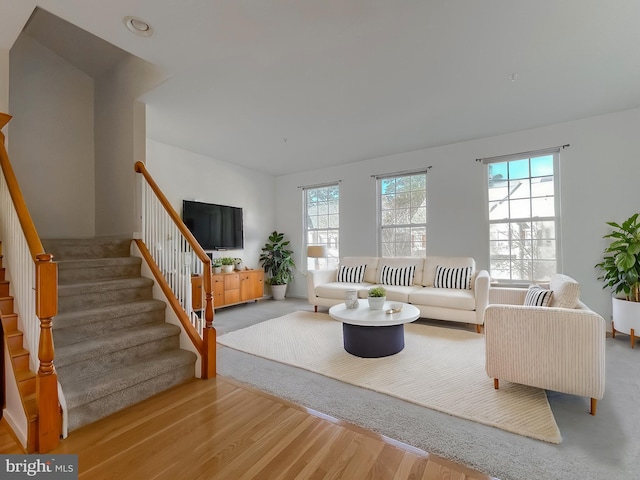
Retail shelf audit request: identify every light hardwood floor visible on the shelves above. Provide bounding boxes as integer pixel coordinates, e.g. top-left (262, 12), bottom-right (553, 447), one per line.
top-left (2, 376), bottom-right (497, 479)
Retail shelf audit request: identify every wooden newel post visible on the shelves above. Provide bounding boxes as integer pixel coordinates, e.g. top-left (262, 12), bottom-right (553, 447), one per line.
top-left (201, 293), bottom-right (216, 378)
top-left (35, 253), bottom-right (60, 452)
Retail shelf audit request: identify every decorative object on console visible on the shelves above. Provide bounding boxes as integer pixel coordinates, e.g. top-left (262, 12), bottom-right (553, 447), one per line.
top-left (234, 257), bottom-right (244, 271)
top-left (368, 286), bottom-right (386, 310)
top-left (221, 257), bottom-right (235, 273)
top-left (212, 258), bottom-right (222, 274)
top-left (595, 213), bottom-right (640, 347)
top-left (307, 245), bottom-right (328, 270)
top-left (260, 231), bottom-right (296, 300)
top-left (524, 285), bottom-right (553, 307)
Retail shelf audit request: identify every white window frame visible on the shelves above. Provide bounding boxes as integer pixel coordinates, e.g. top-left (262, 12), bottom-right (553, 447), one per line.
top-left (376, 170), bottom-right (428, 258)
top-left (303, 182), bottom-right (340, 271)
top-left (483, 148), bottom-right (562, 285)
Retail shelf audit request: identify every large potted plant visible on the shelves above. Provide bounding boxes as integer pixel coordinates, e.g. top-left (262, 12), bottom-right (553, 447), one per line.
top-left (259, 231), bottom-right (296, 300)
top-left (595, 213), bottom-right (640, 344)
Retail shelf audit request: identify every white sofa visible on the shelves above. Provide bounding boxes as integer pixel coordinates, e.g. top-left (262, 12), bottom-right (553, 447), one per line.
top-left (307, 256), bottom-right (490, 332)
top-left (484, 274), bottom-right (606, 415)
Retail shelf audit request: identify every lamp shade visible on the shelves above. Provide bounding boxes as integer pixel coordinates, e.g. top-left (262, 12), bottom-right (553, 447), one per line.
top-left (307, 245), bottom-right (328, 258)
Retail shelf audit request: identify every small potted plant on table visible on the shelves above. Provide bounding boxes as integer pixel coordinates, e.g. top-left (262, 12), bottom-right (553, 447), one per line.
top-left (368, 286), bottom-right (386, 310)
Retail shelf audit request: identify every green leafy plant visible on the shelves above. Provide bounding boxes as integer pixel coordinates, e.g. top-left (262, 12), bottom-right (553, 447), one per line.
top-left (368, 286), bottom-right (386, 297)
top-left (212, 258), bottom-right (223, 268)
top-left (220, 257), bottom-right (235, 266)
top-left (595, 213), bottom-right (640, 302)
top-left (259, 231), bottom-right (296, 285)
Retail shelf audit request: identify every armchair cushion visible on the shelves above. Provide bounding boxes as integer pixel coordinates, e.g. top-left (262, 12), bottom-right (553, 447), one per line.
top-left (549, 274), bottom-right (580, 309)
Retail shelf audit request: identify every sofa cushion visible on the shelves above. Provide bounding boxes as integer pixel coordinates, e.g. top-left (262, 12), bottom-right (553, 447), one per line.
top-left (377, 257), bottom-right (425, 285)
top-left (548, 274), bottom-right (580, 309)
top-left (379, 265), bottom-right (416, 286)
top-left (341, 257), bottom-right (379, 284)
top-left (409, 287), bottom-right (476, 311)
top-left (433, 265), bottom-right (473, 290)
top-left (315, 282), bottom-right (371, 300)
top-left (424, 257), bottom-right (475, 287)
top-left (337, 264), bottom-right (366, 283)
top-left (380, 285), bottom-right (424, 303)
top-left (524, 285), bottom-right (553, 306)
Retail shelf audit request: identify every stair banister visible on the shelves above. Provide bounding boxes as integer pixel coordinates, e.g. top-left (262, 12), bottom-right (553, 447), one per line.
top-left (134, 161), bottom-right (216, 378)
top-left (0, 112), bottom-right (60, 452)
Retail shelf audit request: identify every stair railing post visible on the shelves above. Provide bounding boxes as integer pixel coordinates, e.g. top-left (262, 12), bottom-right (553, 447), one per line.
top-left (35, 253), bottom-right (60, 452)
top-left (201, 293), bottom-right (216, 378)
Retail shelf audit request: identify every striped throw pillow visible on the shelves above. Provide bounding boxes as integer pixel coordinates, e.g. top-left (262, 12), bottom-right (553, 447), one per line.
top-left (433, 265), bottom-right (472, 290)
top-left (524, 285), bottom-right (553, 307)
top-left (379, 265), bottom-right (416, 287)
top-left (337, 265), bottom-right (366, 283)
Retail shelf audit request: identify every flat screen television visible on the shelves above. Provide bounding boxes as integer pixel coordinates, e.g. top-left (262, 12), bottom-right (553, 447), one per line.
top-left (182, 200), bottom-right (244, 250)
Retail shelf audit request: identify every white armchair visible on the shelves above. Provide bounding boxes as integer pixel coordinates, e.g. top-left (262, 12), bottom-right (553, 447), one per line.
top-left (484, 280), bottom-right (606, 415)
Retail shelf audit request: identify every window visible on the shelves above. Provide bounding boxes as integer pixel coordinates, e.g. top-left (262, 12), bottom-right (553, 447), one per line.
top-left (378, 171), bottom-right (427, 257)
top-left (486, 150), bottom-right (560, 283)
top-left (304, 183), bottom-right (339, 270)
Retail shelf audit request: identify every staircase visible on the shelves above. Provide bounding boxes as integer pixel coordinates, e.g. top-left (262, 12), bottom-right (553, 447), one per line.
top-left (44, 237), bottom-right (197, 432)
top-left (0, 253), bottom-right (38, 452)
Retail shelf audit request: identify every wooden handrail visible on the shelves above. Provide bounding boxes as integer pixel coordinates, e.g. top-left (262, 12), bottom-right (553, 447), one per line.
top-left (134, 161), bottom-right (216, 378)
top-left (0, 114), bottom-right (46, 261)
top-left (0, 112), bottom-right (60, 452)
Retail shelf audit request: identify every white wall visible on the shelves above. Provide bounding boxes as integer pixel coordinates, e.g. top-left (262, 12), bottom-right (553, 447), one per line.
top-left (146, 139), bottom-right (276, 271)
top-left (94, 55), bottom-right (164, 237)
top-left (8, 34), bottom-right (95, 238)
top-left (0, 47), bottom-right (8, 114)
top-left (277, 107), bottom-right (640, 322)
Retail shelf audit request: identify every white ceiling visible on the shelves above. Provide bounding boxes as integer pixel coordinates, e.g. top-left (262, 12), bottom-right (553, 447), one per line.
top-left (3, 1), bottom-right (640, 176)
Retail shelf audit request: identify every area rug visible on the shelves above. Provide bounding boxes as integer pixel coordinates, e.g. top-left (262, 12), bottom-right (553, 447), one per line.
top-left (217, 311), bottom-right (562, 443)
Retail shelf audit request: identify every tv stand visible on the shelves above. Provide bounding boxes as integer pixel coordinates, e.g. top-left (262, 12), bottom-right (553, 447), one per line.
top-left (191, 269), bottom-right (264, 310)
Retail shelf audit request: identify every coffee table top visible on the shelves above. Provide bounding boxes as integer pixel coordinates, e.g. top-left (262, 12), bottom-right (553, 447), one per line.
top-left (329, 299), bottom-right (420, 327)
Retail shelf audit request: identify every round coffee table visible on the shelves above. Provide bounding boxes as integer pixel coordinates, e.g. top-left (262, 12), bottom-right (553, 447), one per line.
top-left (329, 299), bottom-right (420, 358)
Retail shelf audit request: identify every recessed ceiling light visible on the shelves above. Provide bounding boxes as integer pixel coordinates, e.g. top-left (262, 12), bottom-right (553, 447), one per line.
top-left (124, 16), bottom-right (153, 37)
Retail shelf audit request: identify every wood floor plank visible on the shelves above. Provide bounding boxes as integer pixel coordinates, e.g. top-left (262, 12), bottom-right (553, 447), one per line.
top-left (0, 418), bottom-right (24, 454)
top-left (28, 375), bottom-right (498, 479)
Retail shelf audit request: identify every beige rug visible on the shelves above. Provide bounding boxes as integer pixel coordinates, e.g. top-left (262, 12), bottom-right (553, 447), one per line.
top-left (217, 311), bottom-right (562, 443)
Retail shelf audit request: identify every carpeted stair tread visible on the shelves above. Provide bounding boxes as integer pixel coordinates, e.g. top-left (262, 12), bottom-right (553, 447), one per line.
top-left (53, 300), bottom-right (166, 347)
top-left (43, 237), bottom-right (132, 260)
top-left (57, 277), bottom-right (154, 312)
top-left (55, 323), bottom-right (181, 369)
top-left (57, 257), bottom-right (142, 284)
top-left (58, 276), bottom-right (153, 296)
top-left (63, 349), bottom-right (197, 409)
top-left (53, 299), bottom-right (166, 330)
